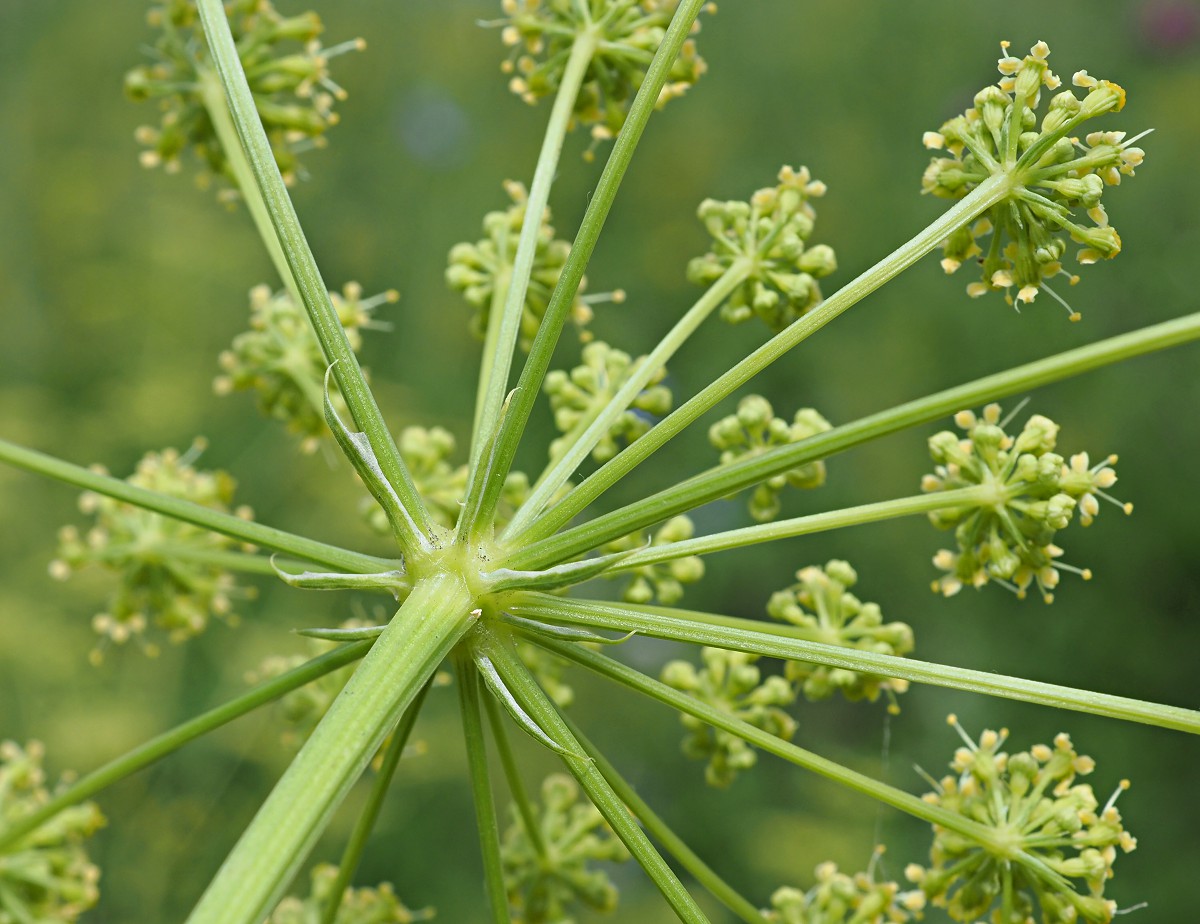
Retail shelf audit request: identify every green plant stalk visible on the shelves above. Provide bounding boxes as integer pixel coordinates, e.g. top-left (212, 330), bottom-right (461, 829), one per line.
top-left (509, 174), bottom-right (1014, 549)
top-left (482, 690), bottom-right (546, 858)
top-left (480, 625), bottom-right (712, 924)
top-left (194, 0), bottom-right (434, 555)
top-left (471, 32), bottom-right (599, 464)
top-left (0, 437), bottom-right (391, 574)
top-left (509, 309), bottom-right (1200, 569)
top-left (610, 487), bottom-right (986, 572)
top-left (561, 715), bottom-right (769, 924)
top-left (319, 678), bottom-right (434, 924)
top-left (505, 259), bottom-right (755, 538)
top-left (197, 68), bottom-right (304, 312)
top-left (455, 651), bottom-right (511, 924)
top-left (536, 636), bottom-right (1005, 849)
top-left (473, 264), bottom-right (514, 458)
top-left (507, 593), bottom-right (1200, 734)
top-left (0, 639), bottom-right (372, 854)
top-left (78, 542), bottom-right (316, 577)
top-left (459, 0), bottom-right (710, 542)
top-left (185, 574), bottom-right (475, 924)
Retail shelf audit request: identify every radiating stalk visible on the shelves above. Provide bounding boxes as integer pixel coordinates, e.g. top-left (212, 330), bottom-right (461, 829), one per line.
top-left (185, 574), bottom-right (475, 924)
top-left (507, 309), bottom-right (1200, 569)
top-left (0, 437), bottom-right (391, 574)
top-left (0, 640), bottom-right (372, 854)
top-left (480, 626), bottom-right (712, 923)
top-left (561, 716), bottom-right (769, 924)
top-left (482, 692), bottom-right (546, 858)
top-left (471, 33), bottom-right (598, 463)
top-left (609, 487), bottom-right (985, 571)
top-left (457, 0), bottom-right (710, 543)
top-left (504, 259), bottom-right (754, 538)
top-left (319, 678), bottom-right (434, 924)
top-left (506, 593), bottom-right (1200, 735)
top-left (509, 175), bottom-right (1014, 548)
top-left (455, 651), bottom-right (512, 923)
top-left (195, 0), bottom-right (434, 555)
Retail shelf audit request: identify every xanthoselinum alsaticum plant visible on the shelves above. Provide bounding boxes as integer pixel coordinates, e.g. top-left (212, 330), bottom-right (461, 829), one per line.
top-left (1, 4), bottom-right (1199, 923)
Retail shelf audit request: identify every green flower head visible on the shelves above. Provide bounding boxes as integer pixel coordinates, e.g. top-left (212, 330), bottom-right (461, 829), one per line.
top-left (661, 647), bottom-right (796, 787)
top-left (688, 166), bottom-right (838, 331)
top-left (765, 860), bottom-right (925, 923)
top-left (766, 560), bottom-right (913, 710)
top-left (267, 863), bottom-right (431, 923)
top-left (501, 773), bottom-right (630, 923)
top-left (922, 404), bottom-right (1129, 602)
top-left (603, 514), bottom-right (705, 604)
top-left (126, 0), bottom-right (363, 192)
top-left (49, 444), bottom-right (256, 661)
top-left (0, 741), bottom-right (104, 924)
top-left (923, 41), bottom-right (1147, 316)
top-left (906, 715), bottom-right (1136, 924)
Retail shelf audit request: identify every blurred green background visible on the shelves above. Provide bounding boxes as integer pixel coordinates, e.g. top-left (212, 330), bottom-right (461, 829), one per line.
top-left (1, 1), bottom-right (1198, 921)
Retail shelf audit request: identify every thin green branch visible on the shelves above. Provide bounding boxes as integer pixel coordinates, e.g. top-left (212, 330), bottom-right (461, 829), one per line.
top-left (319, 678), bottom-right (434, 924)
top-left (455, 651), bottom-right (511, 924)
top-left (508, 175), bottom-right (1014, 549)
top-left (479, 625), bottom-right (712, 923)
top-left (506, 593), bottom-right (1200, 734)
top-left (534, 635), bottom-right (1000, 845)
top-left (458, 0), bottom-right (710, 543)
top-left (482, 688), bottom-right (546, 859)
top-left (185, 574), bottom-right (475, 924)
top-left (472, 32), bottom-right (599, 464)
top-left (0, 640), bottom-right (372, 854)
top-left (610, 487), bottom-right (986, 571)
top-left (508, 309), bottom-right (1200, 569)
top-left (0, 437), bottom-right (393, 574)
top-left (561, 714), bottom-right (769, 924)
top-left (194, 0), bottom-right (434, 555)
top-left (504, 258), bottom-right (754, 539)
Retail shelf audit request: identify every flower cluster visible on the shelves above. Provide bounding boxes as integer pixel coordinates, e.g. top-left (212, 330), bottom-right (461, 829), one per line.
top-left (764, 861), bottom-right (924, 924)
top-left (267, 863), bottom-right (431, 923)
top-left (906, 716), bottom-right (1136, 924)
top-left (603, 515), bottom-right (704, 604)
top-left (501, 773), bottom-right (629, 923)
top-left (660, 648), bottom-right (796, 787)
top-left (923, 41), bottom-right (1146, 312)
top-left (0, 741), bottom-right (104, 924)
top-left (766, 561), bottom-right (913, 709)
top-left (446, 181), bottom-right (603, 352)
top-left (49, 445), bottom-right (255, 661)
top-left (709, 396), bottom-right (831, 522)
top-left (215, 282), bottom-right (395, 452)
top-left (688, 166), bottom-right (838, 331)
top-left (497, 0), bottom-right (711, 141)
top-left (362, 427), bottom-right (532, 534)
top-left (126, 0), bottom-right (363, 191)
top-left (544, 341), bottom-right (672, 463)
top-left (922, 404), bottom-right (1128, 602)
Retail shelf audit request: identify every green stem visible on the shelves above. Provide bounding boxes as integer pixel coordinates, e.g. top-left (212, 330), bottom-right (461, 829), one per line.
top-left (479, 625), bottom-right (712, 923)
top-left (535, 636), bottom-right (1001, 847)
top-left (611, 487), bottom-right (985, 571)
top-left (506, 593), bottom-right (1200, 735)
top-left (509, 309), bottom-right (1200, 569)
top-left (455, 651), bottom-right (511, 923)
top-left (0, 437), bottom-right (391, 574)
top-left (510, 174), bottom-right (1014, 549)
top-left (459, 0), bottom-right (710, 543)
top-left (197, 69), bottom-right (303, 311)
top-left (504, 259), bottom-right (754, 539)
top-left (185, 574), bottom-right (475, 924)
top-left (471, 32), bottom-right (598, 465)
top-left (561, 715), bottom-right (769, 924)
top-left (319, 678), bottom-right (434, 924)
top-left (0, 640), bottom-right (372, 854)
top-left (473, 264), bottom-right (514, 459)
top-left (194, 0), bottom-right (434, 555)
top-left (482, 690), bottom-right (546, 858)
